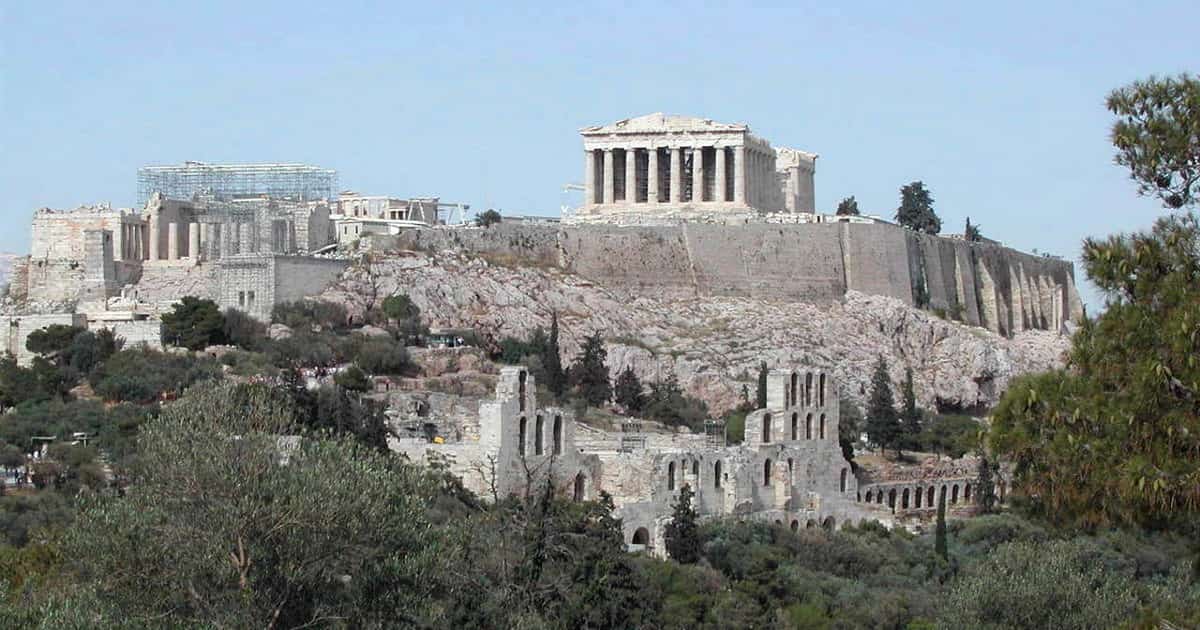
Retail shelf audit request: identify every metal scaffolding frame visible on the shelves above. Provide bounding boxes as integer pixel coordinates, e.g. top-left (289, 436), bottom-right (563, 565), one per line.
top-left (137, 161), bottom-right (338, 206)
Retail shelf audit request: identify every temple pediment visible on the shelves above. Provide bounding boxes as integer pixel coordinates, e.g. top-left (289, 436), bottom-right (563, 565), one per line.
top-left (581, 113), bottom-right (748, 135)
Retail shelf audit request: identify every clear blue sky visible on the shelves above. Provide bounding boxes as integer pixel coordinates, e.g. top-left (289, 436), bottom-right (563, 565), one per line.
top-left (2, 1), bottom-right (1197, 308)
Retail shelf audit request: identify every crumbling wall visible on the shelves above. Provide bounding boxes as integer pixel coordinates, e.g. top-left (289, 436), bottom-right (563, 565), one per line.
top-left (0, 312), bottom-right (87, 365)
top-left (137, 261), bottom-right (220, 307)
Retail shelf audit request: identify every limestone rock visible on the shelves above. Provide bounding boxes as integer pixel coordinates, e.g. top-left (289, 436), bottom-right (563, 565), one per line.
top-left (320, 252), bottom-right (1070, 415)
top-left (353, 324), bottom-right (391, 338)
top-left (267, 323), bottom-right (293, 340)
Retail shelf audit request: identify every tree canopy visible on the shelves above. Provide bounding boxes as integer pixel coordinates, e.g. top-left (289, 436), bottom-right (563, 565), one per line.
top-left (865, 357), bottom-right (901, 454)
top-left (895, 181), bottom-right (941, 234)
top-left (1107, 73), bottom-right (1200, 209)
top-left (836, 196), bottom-right (860, 216)
top-left (160, 296), bottom-right (225, 350)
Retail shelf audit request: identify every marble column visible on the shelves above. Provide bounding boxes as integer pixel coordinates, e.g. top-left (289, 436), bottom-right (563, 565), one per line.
top-left (670, 147), bottom-right (682, 203)
top-left (602, 149), bottom-right (614, 205)
top-left (647, 148), bottom-right (659, 203)
top-left (167, 222), bottom-right (179, 260)
top-left (734, 146), bottom-right (746, 204)
top-left (584, 150), bottom-right (596, 205)
top-left (624, 148), bottom-right (637, 204)
top-left (189, 223), bottom-right (201, 262)
top-left (148, 215), bottom-right (160, 261)
top-left (691, 147), bottom-right (704, 202)
top-left (715, 147), bottom-right (727, 203)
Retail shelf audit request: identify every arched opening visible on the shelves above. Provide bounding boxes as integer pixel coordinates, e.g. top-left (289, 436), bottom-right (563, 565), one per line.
top-left (713, 461), bottom-right (722, 488)
top-left (915, 487), bottom-right (923, 507)
top-left (787, 458), bottom-right (794, 480)
top-left (901, 488), bottom-right (910, 509)
top-left (819, 373), bottom-right (826, 407)
top-left (876, 491), bottom-right (884, 505)
top-left (762, 413), bottom-right (772, 443)
top-left (998, 481), bottom-right (1007, 502)
top-left (819, 414), bottom-right (826, 439)
top-left (939, 485), bottom-right (947, 505)
top-left (573, 473), bottom-right (586, 501)
top-left (552, 416), bottom-right (563, 455)
top-left (822, 516), bottom-right (836, 531)
top-left (888, 488), bottom-right (897, 511)
top-left (805, 519), bottom-right (816, 529)
top-left (791, 413), bottom-right (799, 440)
top-left (774, 519), bottom-right (783, 526)
top-left (763, 459), bottom-right (772, 486)
top-left (840, 468), bottom-right (848, 493)
top-left (805, 413), bottom-right (813, 439)
top-left (518, 371), bottom-right (527, 412)
top-left (865, 490), bottom-right (873, 503)
top-left (928, 486), bottom-right (936, 508)
top-left (535, 415), bottom-right (544, 455)
top-left (790, 372), bottom-right (798, 407)
top-left (692, 460), bottom-right (699, 478)
top-left (631, 527), bottom-right (650, 546)
top-left (518, 416), bottom-right (527, 456)
top-left (805, 373), bottom-right (813, 406)
top-left (790, 520), bottom-right (799, 532)
top-left (964, 483), bottom-right (972, 501)
top-left (668, 462), bottom-right (676, 491)
top-left (951, 484), bottom-right (960, 504)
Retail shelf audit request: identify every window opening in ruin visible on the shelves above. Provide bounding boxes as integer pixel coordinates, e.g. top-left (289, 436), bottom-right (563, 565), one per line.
top-left (876, 492), bottom-right (883, 505)
top-left (574, 473), bottom-right (586, 501)
top-left (791, 372), bottom-right (798, 407)
top-left (791, 520), bottom-right (799, 532)
top-left (632, 527), bottom-right (649, 546)
top-left (951, 485), bottom-right (959, 504)
top-left (915, 487), bottom-right (923, 507)
top-left (805, 373), bottom-right (813, 406)
top-left (819, 373), bottom-right (826, 407)
top-left (822, 517), bottom-right (835, 531)
top-left (692, 460), bottom-right (699, 478)
top-left (865, 490), bottom-right (873, 503)
top-left (964, 483), bottom-right (972, 501)
top-left (790, 413), bottom-right (798, 440)
top-left (518, 417), bottom-right (527, 457)
top-left (668, 462), bottom-right (676, 491)
top-left (762, 413), bottom-right (772, 443)
top-left (806, 414), bottom-right (812, 439)
top-left (535, 415), bottom-right (544, 455)
top-left (247, 291), bottom-right (255, 311)
top-left (518, 371), bottom-right (527, 412)
top-left (888, 489), bottom-right (897, 511)
top-left (928, 486), bottom-right (936, 508)
top-left (939, 485), bottom-right (947, 505)
top-left (787, 458), bottom-right (794, 479)
top-left (552, 416), bottom-right (563, 455)
top-left (806, 519), bottom-right (816, 529)
top-left (902, 488), bottom-right (910, 509)
top-left (238, 291), bottom-right (245, 307)
top-left (840, 468), bottom-right (848, 493)
top-left (819, 414), bottom-right (826, 440)
top-left (713, 461), bottom-right (722, 488)
top-left (763, 459), bottom-right (772, 486)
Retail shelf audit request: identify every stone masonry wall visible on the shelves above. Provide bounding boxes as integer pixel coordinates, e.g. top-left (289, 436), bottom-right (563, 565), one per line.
top-left (393, 221), bottom-right (1079, 334)
top-left (0, 313), bottom-right (87, 365)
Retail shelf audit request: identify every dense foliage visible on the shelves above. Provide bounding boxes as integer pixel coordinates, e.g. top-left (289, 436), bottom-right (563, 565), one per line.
top-left (895, 181), bottom-right (941, 234)
top-left (160, 296), bottom-right (225, 350)
top-left (836, 195), bottom-right (860, 216)
top-left (866, 356), bottom-right (901, 453)
top-left (1107, 73), bottom-right (1200, 209)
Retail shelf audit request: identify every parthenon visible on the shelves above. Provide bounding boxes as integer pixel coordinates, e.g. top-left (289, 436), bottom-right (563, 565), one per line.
top-left (578, 113), bottom-right (817, 216)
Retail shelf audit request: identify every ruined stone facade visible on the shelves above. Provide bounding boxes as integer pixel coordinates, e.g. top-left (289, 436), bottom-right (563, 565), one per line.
top-left (395, 365), bottom-right (961, 555)
top-left (578, 113), bottom-right (816, 219)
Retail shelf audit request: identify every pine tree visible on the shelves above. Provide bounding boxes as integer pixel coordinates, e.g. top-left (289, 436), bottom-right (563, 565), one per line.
top-left (935, 492), bottom-right (948, 560)
top-left (544, 312), bottom-right (566, 399)
top-left (663, 484), bottom-right (701, 564)
top-left (756, 361), bottom-right (768, 409)
top-left (865, 356), bottom-right (902, 456)
top-left (613, 366), bottom-right (645, 414)
top-left (895, 181), bottom-right (941, 235)
top-left (569, 331), bottom-right (610, 407)
top-left (836, 196), bottom-right (860, 216)
top-left (964, 217), bottom-right (983, 242)
top-left (899, 368), bottom-right (923, 451)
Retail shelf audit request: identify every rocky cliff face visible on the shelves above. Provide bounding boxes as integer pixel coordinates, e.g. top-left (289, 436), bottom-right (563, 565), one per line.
top-left (320, 251), bottom-right (1069, 415)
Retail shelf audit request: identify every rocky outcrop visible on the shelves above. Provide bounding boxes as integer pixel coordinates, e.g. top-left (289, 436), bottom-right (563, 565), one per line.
top-left (320, 251), bottom-right (1070, 415)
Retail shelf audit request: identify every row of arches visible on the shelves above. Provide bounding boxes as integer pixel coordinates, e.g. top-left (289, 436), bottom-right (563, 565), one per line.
top-left (784, 370), bottom-right (828, 410)
top-left (860, 479), bottom-right (1007, 512)
top-left (667, 458), bottom-right (710, 491)
top-left (517, 414), bottom-right (563, 457)
top-left (762, 412), bottom-right (827, 443)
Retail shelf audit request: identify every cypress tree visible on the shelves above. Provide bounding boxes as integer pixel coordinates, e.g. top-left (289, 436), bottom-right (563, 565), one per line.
top-left (663, 484), bottom-right (701, 564)
top-left (935, 492), bottom-right (948, 560)
top-left (976, 455), bottom-right (997, 514)
top-left (756, 361), bottom-right (768, 409)
top-left (544, 312), bottom-right (565, 398)
top-left (895, 181), bottom-right (941, 235)
top-left (900, 368), bottom-right (923, 450)
top-left (613, 366), bottom-right (646, 414)
top-left (865, 356), bottom-right (902, 456)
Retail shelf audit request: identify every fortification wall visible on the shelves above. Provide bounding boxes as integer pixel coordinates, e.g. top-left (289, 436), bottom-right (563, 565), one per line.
top-left (274, 256), bottom-right (350, 305)
top-left (0, 313), bottom-right (87, 365)
top-left (137, 261), bottom-right (220, 308)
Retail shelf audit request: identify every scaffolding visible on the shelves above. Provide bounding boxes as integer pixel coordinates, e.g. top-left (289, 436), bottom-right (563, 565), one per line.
top-left (137, 161), bottom-right (338, 206)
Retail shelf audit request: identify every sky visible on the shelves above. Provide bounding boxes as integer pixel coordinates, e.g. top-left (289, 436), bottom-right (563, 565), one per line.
top-left (2, 1), bottom-right (1197, 309)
